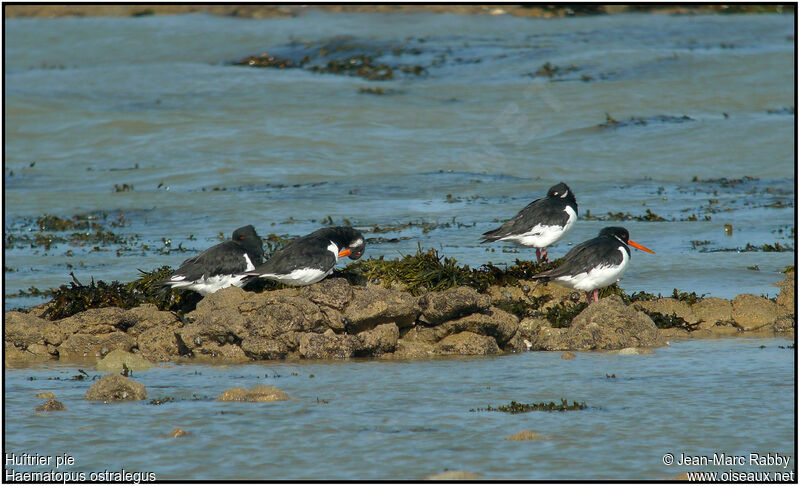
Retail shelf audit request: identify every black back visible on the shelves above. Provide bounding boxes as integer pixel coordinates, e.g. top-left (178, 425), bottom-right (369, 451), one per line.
top-left (481, 182), bottom-right (578, 242)
top-left (253, 226), bottom-right (365, 276)
top-left (164, 225), bottom-right (264, 282)
top-left (532, 226), bottom-right (631, 280)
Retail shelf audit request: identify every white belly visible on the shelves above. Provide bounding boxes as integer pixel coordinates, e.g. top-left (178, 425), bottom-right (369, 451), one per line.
top-left (501, 205), bottom-right (577, 248)
top-left (168, 274), bottom-right (250, 296)
top-left (554, 246), bottom-right (629, 291)
top-left (261, 267), bottom-right (332, 286)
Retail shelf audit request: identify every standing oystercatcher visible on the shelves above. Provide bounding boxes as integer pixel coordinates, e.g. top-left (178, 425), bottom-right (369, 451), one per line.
top-left (480, 182), bottom-right (578, 263)
top-left (244, 226), bottom-right (365, 286)
top-left (531, 226), bottom-right (654, 303)
top-left (157, 225), bottom-right (265, 296)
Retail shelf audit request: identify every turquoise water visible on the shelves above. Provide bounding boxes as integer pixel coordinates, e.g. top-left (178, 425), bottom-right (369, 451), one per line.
top-left (4, 12), bottom-right (795, 310)
top-left (4, 339), bottom-right (794, 480)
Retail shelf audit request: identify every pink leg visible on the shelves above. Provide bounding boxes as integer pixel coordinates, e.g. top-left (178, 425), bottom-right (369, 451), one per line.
top-left (593, 289), bottom-right (599, 302)
top-left (535, 248), bottom-right (542, 263)
top-left (541, 247), bottom-right (549, 263)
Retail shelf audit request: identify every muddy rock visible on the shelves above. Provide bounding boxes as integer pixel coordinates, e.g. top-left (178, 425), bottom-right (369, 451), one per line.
top-left (34, 399), bottom-right (66, 412)
top-left (691, 297), bottom-right (733, 328)
top-left (634, 298), bottom-right (699, 325)
top-left (775, 271), bottom-right (795, 314)
top-left (439, 306), bottom-right (519, 346)
top-left (517, 316), bottom-right (551, 341)
top-left (343, 284), bottom-right (419, 332)
top-left (122, 304), bottom-right (181, 335)
top-left (54, 307), bottom-right (129, 335)
top-left (36, 392), bottom-right (56, 399)
top-left (217, 385), bottom-right (290, 402)
top-left (244, 294), bottom-right (329, 336)
top-left (58, 332), bottom-right (135, 360)
top-left (85, 373), bottom-right (147, 401)
top-left (137, 326), bottom-right (183, 362)
top-left (505, 430), bottom-right (545, 441)
top-left (487, 284), bottom-right (528, 307)
top-left (357, 323), bottom-right (399, 356)
top-left (690, 323), bottom-right (742, 338)
top-left (418, 286), bottom-right (491, 325)
top-left (240, 336), bottom-right (292, 360)
top-left (298, 329), bottom-right (360, 359)
top-left (5, 311), bottom-right (51, 347)
top-left (167, 427), bottom-right (191, 438)
top-left (771, 315), bottom-right (795, 335)
top-left (527, 296), bottom-right (662, 351)
top-left (615, 347), bottom-right (654, 355)
top-left (297, 278), bottom-right (354, 310)
top-left (731, 294), bottom-right (783, 330)
top-left (561, 351), bottom-right (576, 360)
top-left (390, 339), bottom-right (436, 359)
top-left (502, 330), bottom-right (529, 353)
top-left (95, 349), bottom-right (154, 372)
top-left (178, 306), bottom-right (249, 360)
top-left (434, 331), bottom-right (501, 355)
top-left (4, 342), bottom-right (52, 365)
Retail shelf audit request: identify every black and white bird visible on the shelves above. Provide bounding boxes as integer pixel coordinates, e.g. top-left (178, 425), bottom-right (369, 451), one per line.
top-left (480, 182), bottom-right (578, 263)
top-left (243, 226), bottom-right (365, 286)
top-left (531, 226), bottom-right (654, 303)
top-left (156, 225), bottom-right (265, 296)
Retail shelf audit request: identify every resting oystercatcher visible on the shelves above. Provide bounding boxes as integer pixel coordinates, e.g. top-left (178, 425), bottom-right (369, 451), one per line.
top-left (480, 182), bottom-right (578, 263)
top-left (244, 226), bottom-right (365, 286)
top-left (156, 225), bottom-right (265, 296)
top-left (531, 226), bottom-right (654, 303)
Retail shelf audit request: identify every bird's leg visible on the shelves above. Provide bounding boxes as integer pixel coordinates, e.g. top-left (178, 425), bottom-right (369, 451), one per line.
top-left (541, 247), bottom-right (549, 263)
top-left (585, 291), bottom-right (593, 304)
top-left (593, 289), bottom-right (600, 302)
top-left (535, 248), bottom-right (542, 263)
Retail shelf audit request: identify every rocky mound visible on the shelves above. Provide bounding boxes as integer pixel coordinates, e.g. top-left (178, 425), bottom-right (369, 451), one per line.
top-left (5, 272), bottom-right (795, 366)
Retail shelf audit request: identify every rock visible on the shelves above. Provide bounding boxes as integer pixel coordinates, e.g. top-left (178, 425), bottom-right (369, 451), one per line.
top-left (690, 323), bottom-right (742, 338)
top-left (658, 328), bottom-right (691, 340)
top-left (95, 349), bottom-right (154, 372)
top-left (5, 311), bottom-right (51, 347)
top-left (390, 339), bottom-right (435, 359)
top-left (122, 304), bottom-right (181, 335)
top-left (193, 285), bottom-right (250, 313)
top-left (561, 351), bottom-right (576, 360)
top-left (418, 286), bottom-right (491, 325)
top-left (434, 331), bottom-right (500, 355)
top-left (167, 427), bottom-right (191, 438)
top-left (216, 385), bottom-right (290, 402)
top-left (772, 315), bottom-right (795, 335)
top-left (439, 307), bottom-right (519, 346)
top-left (85, 374), bottom-right (147, 401)
top-left (54, 307), bottom-right (129, 335)
top-left (634, 298), bottom-right (699, 325)
top-left (137, 326), bottom-right (183, 362)
top-left (504, 430), bottom-right (545, 441)
top-left (615, 347), bottom-right (654, 355)
top-left (343, 284), bottom-right (419, 332)
top-left (356, 323), bottom-right (399, 356)
top-left (527, 296), bottom-right (663, 351)
top-left (297, 278), bottom-right (354, 310)
top-left (34, 399), bottom-right (66, 412)
top-left (425, 471), bottom-right (481, 480)
top-left (4, 342), bottom-right (52, 365)
top-left (486, 284), bottom-right (528, 307)
top-left (298, 329), bottom-right (360, 359)
top-left (36, 392), bottom-right (56, 399)
top-left (58, 332), bottom-right (135, 360)
top-left (731, 294), bottom-right (782, 330)
top-left (240, 336), bottom-right (291, 360)
top-left (177, 306), bottom-right (249, 361)
top-left (502, 331), bottom-right (528, 353)
top-left (517, 316), bottom-right (551, 341)
top-left (775, 271), bottom-right (794, 314)
top-left (691, 298), bottom-right (733, 328)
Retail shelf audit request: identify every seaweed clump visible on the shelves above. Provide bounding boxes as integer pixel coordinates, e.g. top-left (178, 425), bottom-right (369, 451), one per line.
top-left (334, 248), bottom-right (558, 295)
top-left (640, 310), bottom-right (698, 332)
top-left (544, 301), bottom-right (588, 328)
top-left (471, 399), bottom-right (587, 414)
top-left (43, 267), bottom-right (202, 320)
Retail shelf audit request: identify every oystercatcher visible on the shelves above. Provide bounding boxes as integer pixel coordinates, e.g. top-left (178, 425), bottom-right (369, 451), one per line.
top-left (156, 225), bottom-right (265, 296)
top-left (531, 226), bottom-right (654, 303)
top-left (244, 226), bottom-right (365, 286)
top-left (480, 182), bottom-right (578, 263)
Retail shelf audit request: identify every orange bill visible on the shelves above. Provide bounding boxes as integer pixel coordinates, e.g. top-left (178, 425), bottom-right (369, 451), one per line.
top-left (628, 240), bottom-right (654, 254)
top-left (338, 248), bottom-right (352, 258)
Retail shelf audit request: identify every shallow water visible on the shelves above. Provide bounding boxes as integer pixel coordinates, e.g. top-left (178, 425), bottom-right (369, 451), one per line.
top-left (3, 12), bottom-right (795, 310)
top-left (4, 338), bottom-right (794, 480)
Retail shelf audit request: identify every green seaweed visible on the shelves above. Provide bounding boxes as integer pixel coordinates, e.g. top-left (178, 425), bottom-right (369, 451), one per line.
top-left (471, 399), bottom-right (587, 414)
top-left (544, 301), bottom-right (588, 328)
top-left (642, 310), bottom-right (698, 332)
top-left (671, 288), bottom-right (703, 306)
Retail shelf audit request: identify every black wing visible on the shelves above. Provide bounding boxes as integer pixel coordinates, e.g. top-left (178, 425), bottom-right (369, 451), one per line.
top-left (251, 236), bottom-right (336, 276)
top-left (482, 196), bottom-right (571, 242)
top-left (165, 241), bottom-right (251, 282)
top-left (532, 236), bottom-right (624, 280)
